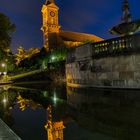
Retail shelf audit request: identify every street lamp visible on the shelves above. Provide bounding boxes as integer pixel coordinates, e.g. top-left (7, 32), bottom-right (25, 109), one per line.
top-left (51, 56), bottom-right (56, 62)
top-left (1, 63), bottom-right (7, 73)
top-left (3, 72), bottom-right (7, 75)
top-left (2, 94), bottom-right (8, 108)
top-left (3, 98), bottom-right (7, 103)
top-left (1, 63), bottom-right (6, 68)
top-left (1, 63), bottom-right (7, 82)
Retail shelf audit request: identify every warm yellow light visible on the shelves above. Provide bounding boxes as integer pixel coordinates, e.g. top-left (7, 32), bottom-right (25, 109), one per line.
top-left (3, 72), bottom-right (7, 75)
top-left (3, 98), bottom-right (7, 103)
top-left (1, 63), bottom-right (6, 68)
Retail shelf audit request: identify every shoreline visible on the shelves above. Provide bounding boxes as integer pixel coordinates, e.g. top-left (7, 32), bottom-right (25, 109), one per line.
top-left (1, 80), bottom-right (140, 90)
top-left (67, 82), bottom-right (140, 90)
top-left (0, 81), bottom-right (13, 85)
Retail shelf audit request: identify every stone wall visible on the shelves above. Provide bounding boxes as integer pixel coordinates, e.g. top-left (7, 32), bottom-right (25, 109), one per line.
top-left (66, 54), bottom-right (140, 88)
top-left (66, 34), bottom-right (140, 88)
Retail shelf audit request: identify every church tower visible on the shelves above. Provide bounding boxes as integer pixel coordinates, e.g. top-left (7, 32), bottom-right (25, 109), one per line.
top-left (45, 105), bottom-right (65, 140)
top-left (41, 0), bottom-right (61, 51)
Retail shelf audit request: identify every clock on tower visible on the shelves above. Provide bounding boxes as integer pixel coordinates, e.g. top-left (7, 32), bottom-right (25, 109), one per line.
top-left (50, 11), bottom-right (55, 17)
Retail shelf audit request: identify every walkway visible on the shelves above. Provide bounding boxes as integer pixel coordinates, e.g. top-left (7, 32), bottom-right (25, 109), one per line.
top-left (0, 118), bottom-right (21, 140)
top-left (8, 69), bottom-right (45, 81)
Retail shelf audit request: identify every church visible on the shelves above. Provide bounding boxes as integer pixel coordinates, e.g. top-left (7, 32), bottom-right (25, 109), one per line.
top-left (41, 0), bottom-right (103, 51)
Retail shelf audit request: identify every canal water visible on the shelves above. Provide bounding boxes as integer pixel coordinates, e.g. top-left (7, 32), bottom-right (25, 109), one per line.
top-left (0, 83), bottom-right (140, 140)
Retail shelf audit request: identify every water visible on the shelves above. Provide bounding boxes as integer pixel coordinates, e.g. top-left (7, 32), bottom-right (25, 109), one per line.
top-left (0, 83), bottom-right (140, 140)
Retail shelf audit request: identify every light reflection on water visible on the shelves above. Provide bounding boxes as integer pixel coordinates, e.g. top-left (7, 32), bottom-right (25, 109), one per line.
top-left (0, 84), bottom-right (140, 140)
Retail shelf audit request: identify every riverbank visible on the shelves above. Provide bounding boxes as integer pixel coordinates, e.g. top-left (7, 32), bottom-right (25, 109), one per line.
top-left (0, 81), bottom-right (13, 85)
top-left (67, 82), bottom-right (140, 90)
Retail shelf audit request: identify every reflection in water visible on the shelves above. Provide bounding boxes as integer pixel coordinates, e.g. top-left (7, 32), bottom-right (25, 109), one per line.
top-left (0, 86), bottom-right (17, 128)
top-left (67, 87), bottom-right (140, 140)
top-left (0, 84), bottom-right (67, 140)
top-left (0, 84), bottom-right (140, 140)
top-left (17, 95), bottom-right (42, 111)
top-left (45, 105), bottom-right (65, 140)
top-left (17, 95), bottom-right (29, 111)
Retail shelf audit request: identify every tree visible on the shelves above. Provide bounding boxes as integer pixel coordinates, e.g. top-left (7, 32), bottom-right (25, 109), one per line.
top-left (15, 46), bottom-right (40, 66)
top-left (26, 48), bottom-right (40, 58)
top-left (0, 13), bottom-right (16, 52)
top-left (15, 46), bottom-right (26, 65)
top-left (0, 13), bottom-right (16, 73)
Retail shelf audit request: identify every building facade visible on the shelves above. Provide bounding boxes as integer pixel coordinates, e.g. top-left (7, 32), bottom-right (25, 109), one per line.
top-left (66, 34), bottom-right (140, 88)
top-left (41, 0), bottom-right (103, 51)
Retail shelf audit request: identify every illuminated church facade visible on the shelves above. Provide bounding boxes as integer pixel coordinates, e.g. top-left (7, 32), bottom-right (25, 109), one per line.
top-left (41, 0), bottom-right (103, 51)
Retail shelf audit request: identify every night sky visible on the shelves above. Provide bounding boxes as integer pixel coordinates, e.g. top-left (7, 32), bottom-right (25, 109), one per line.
top-left (0, 0), bottom-right (140, 53)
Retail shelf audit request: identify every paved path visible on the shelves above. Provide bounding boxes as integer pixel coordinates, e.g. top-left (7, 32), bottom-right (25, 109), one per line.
top-left (8, 69), bottom-right (45, 81)
top-left (0, 119), bottom-right (21, 140)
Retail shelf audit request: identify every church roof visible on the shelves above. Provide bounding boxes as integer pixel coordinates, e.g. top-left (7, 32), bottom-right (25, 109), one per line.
top-left (59, 30), bottom-right (103, 42)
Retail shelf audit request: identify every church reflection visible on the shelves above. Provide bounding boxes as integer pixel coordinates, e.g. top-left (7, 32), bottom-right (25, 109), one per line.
top-left (0, 84), bottom-right (66, 140)
top-left (45, 105), bottom-right (65, 140)
top-left (1, 84), bottom-right (140, 140)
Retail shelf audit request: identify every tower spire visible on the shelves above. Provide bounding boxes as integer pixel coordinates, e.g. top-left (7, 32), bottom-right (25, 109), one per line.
top-left (50, 0), bottom-right (55, 3)
top-left (45, 0), bottom-right (55, 5)
top-left (121, 0), bottom-right (132, 23)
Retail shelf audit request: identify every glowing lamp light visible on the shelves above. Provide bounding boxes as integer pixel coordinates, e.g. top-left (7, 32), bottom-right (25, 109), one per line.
top-left (3, 98), bottom-right (7, 103)
top-left (1, 63), bottom-right (6, 68)
top-left (51, 56), bottom-right (56, 61)
top-left (54, 96), bottom-right (57, 102)
top-left (3, 72), bottom-right (7, 75)
top-left (53, 93), bottom-right (57, 104)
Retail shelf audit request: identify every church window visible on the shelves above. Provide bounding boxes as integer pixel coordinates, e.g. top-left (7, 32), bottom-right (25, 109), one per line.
top-left (51, 18), bottom-right (55, 24)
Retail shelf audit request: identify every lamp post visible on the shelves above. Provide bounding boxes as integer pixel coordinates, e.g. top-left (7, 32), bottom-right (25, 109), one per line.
top-left (1, 63), bottom-right (7, 82)
top-left (0, 72), bottom-right (2, 82)
top-left (1, 63), bottom-right (6, 68)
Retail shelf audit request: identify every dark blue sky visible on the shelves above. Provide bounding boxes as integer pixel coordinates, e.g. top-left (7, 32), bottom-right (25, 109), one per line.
top-left (0, 0), bottom-right (140, 52)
